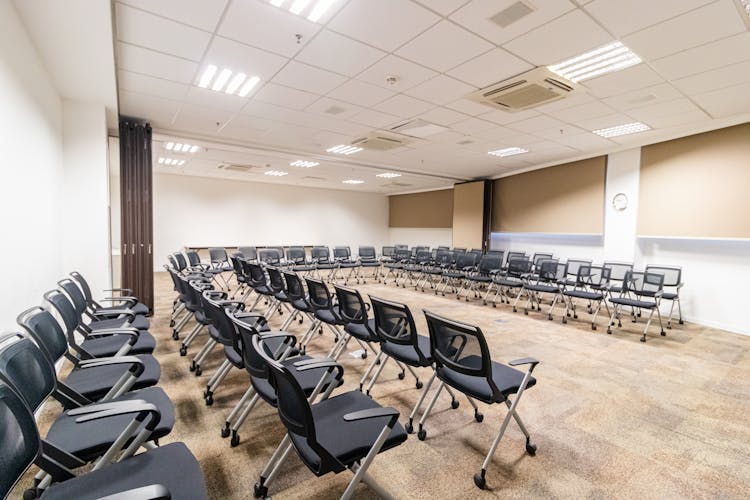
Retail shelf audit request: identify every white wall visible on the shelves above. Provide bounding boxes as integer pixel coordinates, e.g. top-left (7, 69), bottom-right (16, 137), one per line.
top-left (154, 173), bottom-right (390, 262)
top-left (0, 0), bottom-right (64, 328)
top-left (388, 227), bottom-right (453, 248)
top-left (62, 101), bottom-right (111, 295)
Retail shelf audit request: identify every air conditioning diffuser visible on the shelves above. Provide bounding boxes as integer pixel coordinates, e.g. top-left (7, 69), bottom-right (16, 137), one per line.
top-left (467, 67), bottom-right (580, 112)
top-left (351, 133), bottom-right (409, 151)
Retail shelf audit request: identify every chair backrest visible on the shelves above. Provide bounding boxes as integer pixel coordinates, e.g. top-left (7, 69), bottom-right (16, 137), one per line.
top-left (311, 246), bottom-right (330, 263)
top-left (238, 246), bottom-right (257, 260)
top-left (282, 271), bottom-right (306, 302)
top-left (532, 253), bottom-right (554, 269)
top-left (333, 246), bottom-right (351, 261)
top-left (167, 254), bottom-right (179, 270)
top-left (566, 259), bottom-right (592, 278)
top-left (174, 252), bottom-right (188, 271)
top-left (334, 285), bottom-right (368, 325)
top-left (576, 265), bottom-right (611, 288)
top-left (414, 249), bottom-right (431, 262)
top-left (486, 249), bottom-right (504, 259)
top-left (69, 272), bottom-right (95, 305)
top-left (16, 307), bottom-right (70, 364)
top-left (258, 248), bottom-right (281, 265)
top-left (507, 256), bottom-right (532, 277)
top-left (370, 296), bottom-right (422, 355)
top-left (0, 380), bottom-right (42, 499)
top-left (305, 278), bottom-right (333, 311)
top-left (58, 278), bottom-right (88, 317)
top-left (358, 246), bottom-right (376, 261)
top-left (434, 249), bottom-right (451, 265)
top-left (0, 334), bottom-right (56, 414)
top-left (644, 265), bottom-right (682, 287)
top-left (381, 246), bottom-right (395, 258)
top-left (394, 247), bottom-right (410, 261)
top-left (394, 244), bottom-right (408, 250)
top-left (286, 246), bottom-right (306, 264)
top-left (477, 253), bottom-right (504, 274)
top-left (455, 252), bottom-right (478, 269)
top-left (623, 271), bottom-right (664, 295)
top-left (424, 310), bottom-right (492, 382)
top-left (186, 250), bottom-right (202, 266)
top-left (43, 289), bottom-right (79, 337)
top-left (536, 259), bottom-right (561, 282)
top-left (452, 247), bottom-right (466, 254)
top-left (201, 291), bottom-right (236, 345)
top-left (506, 251), bottom-right (526, 266)
top-left (247, 263), bottom-right (268, 287)
top-left (230, 254), bottom-right (244, 275)
top-left (603, 262), bottom-right (633, 282)
top-left (266, 267), bottom-right (286, 294)
top-left (209, 247), bottom-right (228, 263)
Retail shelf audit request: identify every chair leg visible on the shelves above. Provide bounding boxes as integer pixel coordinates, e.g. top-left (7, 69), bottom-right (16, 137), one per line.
top-left (641, 308), bottom-right (655, 342)
top-left (229, 393), bottom-right (261, 447)
top-left (406, 371), bottom-right (437, 433)
top-left (359, 352), bottom-right (382, 391)
top-left (365, 355), bottom-right (390, 396)
top-left (204, 359), bottom-right (233, 404)
top-left (341, 424), bottom-right (396, 500)
top-left (222, 386), bottom-right (255, 438)
top-left (416, 381), bottom-right (445, 440)
top-left (255, 437), bottom-right (294, 498)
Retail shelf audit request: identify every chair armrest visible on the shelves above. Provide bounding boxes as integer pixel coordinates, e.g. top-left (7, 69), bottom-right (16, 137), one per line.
top-left (67, 399), bottom-right (147, 416)
top-left (99, 297), bottom-right (138, 306)
top-left (85, 330), bottom-right (139, 339)
top-left (92, 308), bottom-right (134, 318)
top-left (295, 360), bottom-right (341, 372)
top-left (259, 332), bottom-right (297, 344)
top-left (343, 407), bottom-right (399, 422)
top-left (77, 356), bottom-right (144, 370)
top-left (74, 403), bottom-right (159, 424)
top-left (293, 357), bottom-right (335, 367)
top-left (86, 327), bottom-right (141, 335)
top-left (509, 357), bottom-right (540, 372)
top-left (654, 290), bottom-right (663, 298)
top-left (676, 282), bottom-right (684, 289)
top-left (104, 288), bottom-right (133, 295)
top-left (235, 312), bottom-right (268, 325)
top-left (217, 300), bottom-right (246, 310)
top-left (97, 484), bottom-right (171, 500)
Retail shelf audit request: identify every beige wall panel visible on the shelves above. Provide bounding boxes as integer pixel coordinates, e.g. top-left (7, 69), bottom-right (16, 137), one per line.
top-left (452, 181), bottom-right (485, 249)
top-left (639, 122), bottom-right (750, 238)
top-left (492, 156), bottom-right (606, 234)
top-left (389, 189), bottom-right (454, 228)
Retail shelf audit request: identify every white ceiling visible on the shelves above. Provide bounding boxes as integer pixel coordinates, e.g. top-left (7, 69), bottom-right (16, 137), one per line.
top-left (114, 0), bottom-right (750, 193)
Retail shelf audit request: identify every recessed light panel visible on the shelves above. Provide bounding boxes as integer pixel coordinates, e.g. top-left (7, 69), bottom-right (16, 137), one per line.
top-left (548, 41), bottom-right (641, 83)
top-left (488, 147), bottom-right (528, 157)
top-left (343, 179), bottom-right (364, 184)
top-left (264, 170), bottom-right (289, 176)
top-left (198, 65), bottom-right (260, 97)
top-left (592, 122), bottom-right (650, 138)
top-left (158, 157), bottom-right (185, 166)
top-left (327, 145), bottom-right (363, 155)
top-left (376, 172), bottom-right (402, 178)
top-left (268, 0), bottom-right (337, 22)
top-left (165, 142), bottom-right (201, 153)
top-left (290, 160), bottom-right (320, 168)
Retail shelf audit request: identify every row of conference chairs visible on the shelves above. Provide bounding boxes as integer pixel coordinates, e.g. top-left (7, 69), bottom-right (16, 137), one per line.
top-left (166, 253), bottom-right (541, 493)
top-left (0, 273), bottom-right (210, 499)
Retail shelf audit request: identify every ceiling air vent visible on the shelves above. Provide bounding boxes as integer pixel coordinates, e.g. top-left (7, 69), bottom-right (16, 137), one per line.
top-left (389, 119), bottom-right (448, 138)
top-left (302, 175), bottom-right (326, 181)
top-left (351, 133), bottom-right (408, 151)
top-left (217, 163), bottom-right (257, 173)
top-left (389, 181), bottom-right (413, 187)
top-left (467, 67), bottom-right (580, 112)
top-left (490, 1), bottom-right (535, 28)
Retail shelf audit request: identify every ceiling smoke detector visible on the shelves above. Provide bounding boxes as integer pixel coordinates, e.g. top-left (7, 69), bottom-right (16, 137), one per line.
top-left (385, 75), bottom-right (399, 85)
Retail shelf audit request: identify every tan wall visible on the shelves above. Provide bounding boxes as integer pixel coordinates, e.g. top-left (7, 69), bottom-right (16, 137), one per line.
top-left (389, 188), bottom-right (454, 228)
top-left (492, 156), bottom-right (606, 234)
top-left (638, 122), bottom-right (750, 238)
top-left (452, 181), bottom-right (485, 249)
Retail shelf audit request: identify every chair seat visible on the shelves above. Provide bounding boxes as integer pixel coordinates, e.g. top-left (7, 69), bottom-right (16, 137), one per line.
top-left (609, 297), bottom-right (657, 309)
top-left (88, 315), bottom-right (149, 331)
top-left (289, 391), bottom-right (407, 473)
top-left (344, 319), bottom-right (377, 342)
top-left (274, 291), bottom-right (289, 302)
top-left (42, 443), bottom-right (207, 500)
top-left (380, 335), bottom-right (431, 367)
top-left (316, 263), bottom-right (335, 270)
top-left (423, 268), bottom-right (443, 275)
top-left (293, 265), bottom-right (315, 272)
top-left (224, 345), bottom-right (244, 368)
top-left (467, 274), bottom-right (492, 282)
top-left (338, 262), bottom-right (358, 268)
top-left (251, 356), bottom-right (343, 406)
top-left (494, 278), bottom-right (523, 288)
top-left (437, 355), bottom-right (536, 405)
top-left (315, 309), bottom-right (344, 326)
top-left (402, 265), bottom-right (422, 272)
top-left (95, 302), bottom-right (149, 316)
top-left (46, 387), bottom-right (174, 462)
top-left (64, 355), bottom-right (161, 401)
top-left (291, 299), bottom-right (313, 313)
top-left (359, 261), bottom-right (380, 268)
top-left (563, 290), bottom-right (604, 301)
top-left (383, 263), bottom-right (402, 269)
top-left (442, 271), bottom-right (465, 279)
top-left (80, 331), bottom-right (156, 357)
top-left (254, 285), bottom-right (274, 296)
top-left (661, 292), bottom-right (678, 300)
top-left (524, 283), bottom-right (559, 294)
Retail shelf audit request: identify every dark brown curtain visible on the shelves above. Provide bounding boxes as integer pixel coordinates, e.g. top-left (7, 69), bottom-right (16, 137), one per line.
top-left (119, 119), bottom-right (154, 312)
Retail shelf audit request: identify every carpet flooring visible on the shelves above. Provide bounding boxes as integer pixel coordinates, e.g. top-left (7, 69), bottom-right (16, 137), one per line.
top-left (20, 271), bottom-right (750, 499)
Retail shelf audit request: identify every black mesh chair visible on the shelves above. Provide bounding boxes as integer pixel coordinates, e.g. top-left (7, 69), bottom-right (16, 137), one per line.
top-left (355, 245), bottom-right (380, 283)
top-left (311, 246), bottom-right (336, 281)
top-left (518, 260), bottom-right (567, 318)
top-left (0, 379), bottom-right (207, 500)
top-left (598, 261), bottom-right (633, 295)
top-left (209, 247), bottom-right (234, 289)
top-left (238, 246), bottom-right (258, 262)
top-left (282, 271), bottom-right (321, 354)
top-left (18, 307), bottom-right (160, 402)
top-left (305, 278), bottom-right (364, 360)
top-left (252, 334), bottom-right (406, 500)
top-left (258, 248), bottom-right (282, 267)
top-left (246, 262), bottom-right (278, 317)
top-left (488, 257), bottom-right (532, 307)
top-left (645, 265), bottom-right (684, 328)
top-left (417, 249), bottom-right (452, 292)
top-left (400, 248), bottom-right (431, 288)
top-left (502, 251), bottom-right (527, 271)
top-left (286, 246), bottom-right (314, 274)
top-left (381, 247), bottom-right (409, 285)
top-left (561, 265), bottom-right (612, 330)
top-left (423, 310), bottom-right (539, 489)
top-left (463, 252), bottom-right (504, 302)
top-left (70, 272), bottom-right (149, 317)
top-left (563, 259), bottom-right (593, 287)
top-left (379, 245), bottom-right (395, 264)
top-left (531, 253), bottom-right (554, 272)
top-left (436, 251), bottom-right (478, 296)
top-left (608, 271), bottom-right (666, 342)
top-left (178, 278), bottom-right (215, 357)
top-left (330, 246), bottom-right (359, 284)
top-left (56, 278), bottom-right (149, 332)
top-left (0, 333), bottom-right (175, 493)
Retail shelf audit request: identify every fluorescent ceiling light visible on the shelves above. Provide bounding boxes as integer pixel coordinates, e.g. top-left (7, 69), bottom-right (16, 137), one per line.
top-left (165, 142), bottom-right (174, 150)
top-left (488, 147), bottom-right (528, 157)
top-left (212, 68), bottom-right (232, 91)
top-left (180, 144), bottom-right (190, 152)
top-left (327, 144), bottom-right (363, 155)
top-left (270, 0), bottom-right (284, 6)
top-left (198, 65), bottom-right (217, 88)
top-left (548, 41), bottom-right (641, 83)
top-left (225, 72), bottom-right (247, 95)
top-left (265, 170), bottom-right (289, 176)
top-left (343, 179), bottom-right (364, 184)
top-left (178, 160), bottom-right (185, 166)
top-left (290, 160), bottom-right (319, 168)
top-left (158, 158), bottom-right (165, 164)
top-left (268, 0), bottom-right (336, 22)
top-left (592, 122), bottom-right (650, 138)
top-left (238, 76), bottom-right (260, 97)
top-left (308, 0), bottom-right (337, 21)
top-left (376, 172), bottom-right (401, 178)
top-left (158, 157), bottom-right (185, 166)
top-left (189, 145), bottom-right (199, 153)
top-left (174, 143), bottom-right (183, 151)
top-left (289, 0), bottom-right (311, 14)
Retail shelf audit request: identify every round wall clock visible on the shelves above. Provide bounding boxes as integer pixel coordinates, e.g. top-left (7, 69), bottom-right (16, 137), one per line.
top-left (612, 192), bottom-right (628, 211)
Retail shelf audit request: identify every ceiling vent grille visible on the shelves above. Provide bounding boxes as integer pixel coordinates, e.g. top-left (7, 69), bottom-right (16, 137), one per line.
top-left (217, 163), bottom-right (257, 173)
top-left (351, 133), bottom-right (408, 151)
top-left (467, 67), bottom-right (580, 112)
top-left (490, 1), bottom-right (535, 28)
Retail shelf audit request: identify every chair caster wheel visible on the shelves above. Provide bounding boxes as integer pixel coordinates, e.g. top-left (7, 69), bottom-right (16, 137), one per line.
top-left (230, 432), bottom-right (240, 447)
top-left (253, 483), bottom-right (268, 499)
top-left (415, 381), bottom-right (423, 389)
top-left (591, 325), bottom-right (597, 331)
top-left (172, 331), bottom-right (179, 340)
top-left (524, 310), bottom-right (528, 316)
top-left (513, 307), bottom-right (517, 313)
top-left (640, 337), bottom-right (646, 342)
top-left (365, 390), bottom-right (371, 397)
top-left (405, 421), bottom-right (414, 434)
top-left (475, 411), bottom-right (484, 423)
top-left (417, 429), bottom-right (427, 441)
top-left (205, 394), bottom-right (213, 406)
top-left (221, 424), bottom-right (230, 438)
top-left (483, 300), bottom-right (487, 305)
top-left (195, 367), bottom-right (202, 376)
top-left (618, 322), bottom-right (622, 327)
top-left (398, 371), bottom-right (405, 380)
top-left (473, 472), bottom-right (486, 489)
top-left (318, 328), bottom-right (323, 335)
top-left (179, 346), bottom-right (187, 356)
top-left (23, 488), bottom-right (39, 500)
top-left (361, 352), bottom-right (367, 359)
top-left (573, 315), bottom-right (578, 319)
top-left (525, 442), bottom-right (537, 456)
top-left (679, 320), bottom-right (684, 325)
top-left (562, 318), bottom-right (567, 324)
top-left (492, 304), bottom-right (496, 308)
top-left (189, 361), bottom-right (196, 372)
top-left (548, 314), bottom-right (553, 320)
top-left (169, 320), bottom-right (175, 327)
top-left (451, 399), bottom-right (459, 409)
top-left (660, 330), bottom-right (666, 336)
top-left (607, 329), bottom-right (612, 334)
top-left (375, 358), bottom-right (381, 365)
